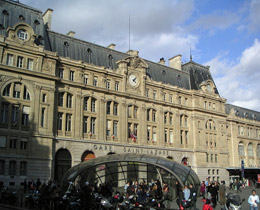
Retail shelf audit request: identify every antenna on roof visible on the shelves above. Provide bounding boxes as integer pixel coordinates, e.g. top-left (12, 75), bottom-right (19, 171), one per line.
top-left (190, 44), bottom-right (192, 61)
top-left (129, 15), bottom-right (131, 54)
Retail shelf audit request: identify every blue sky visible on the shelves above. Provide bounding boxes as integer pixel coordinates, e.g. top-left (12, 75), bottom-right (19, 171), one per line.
top-left (21, 0), bottom-right (260, 111)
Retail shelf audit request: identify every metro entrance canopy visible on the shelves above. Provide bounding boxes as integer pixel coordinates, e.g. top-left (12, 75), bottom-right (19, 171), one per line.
top-left (61, 153), bottom-right (200, 193)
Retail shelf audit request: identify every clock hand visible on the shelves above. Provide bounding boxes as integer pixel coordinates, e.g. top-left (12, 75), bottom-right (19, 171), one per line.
top-left (133, 77), bottom-right (136, 83)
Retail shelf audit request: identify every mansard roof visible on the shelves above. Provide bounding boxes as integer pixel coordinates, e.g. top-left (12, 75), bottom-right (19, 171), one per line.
top-left (0, 0), bottom-right (50, 48)
top-left (226, 104), bottom-right (260, 122)
top-left (1, 0), bottom-right (216, 92)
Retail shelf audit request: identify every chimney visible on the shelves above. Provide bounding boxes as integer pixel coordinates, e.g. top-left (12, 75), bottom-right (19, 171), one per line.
top-left (43, 8), bottom-right (53, 29)
top-left (158, 57), bottom-right (165, 65)
top-left (169, 54), bottom-right (182, 70)
top-left (67, 31), bottom-right (76, 37)
top-left (107, 43), bottom-right (116, 49)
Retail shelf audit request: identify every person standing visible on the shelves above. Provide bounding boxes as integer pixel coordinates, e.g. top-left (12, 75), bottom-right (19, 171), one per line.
top-left (219, 181), bottom-right (226, 205)
top-left (200, 181), bottom-right (206, 199)
top-left (248, 190), bottom-right (259, 210)
top-left (189, 183), bottom-right (197, 210)
top-left (183, 185), bottom-right (190, 200)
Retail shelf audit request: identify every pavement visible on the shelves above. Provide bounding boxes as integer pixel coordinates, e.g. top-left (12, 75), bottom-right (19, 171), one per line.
top-left (1, 186), bottom-right (259, 209)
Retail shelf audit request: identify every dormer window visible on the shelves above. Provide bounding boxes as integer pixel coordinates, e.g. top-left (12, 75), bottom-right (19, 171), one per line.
top-left (207, 84), bottom-right (211, 92)
top-left (17, 29), bottom-right (28, 41)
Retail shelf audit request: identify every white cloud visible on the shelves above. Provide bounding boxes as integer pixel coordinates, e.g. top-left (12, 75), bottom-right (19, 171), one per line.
top-left (248, 0), bottom-right (260, 32)
top-left (205, 39), bottom-right (260, 111)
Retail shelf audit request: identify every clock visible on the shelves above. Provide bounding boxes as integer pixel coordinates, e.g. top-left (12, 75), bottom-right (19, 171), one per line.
top-left (129, 74), bottom-right (138, 87)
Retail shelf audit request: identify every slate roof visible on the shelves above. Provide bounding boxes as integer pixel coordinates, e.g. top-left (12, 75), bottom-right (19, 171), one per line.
top-left (225, 104), bottom-right (260, 122)
top-left (0, 0), bottom-right (217, 92)
top-left (0, 0), bottom-right (50, 48)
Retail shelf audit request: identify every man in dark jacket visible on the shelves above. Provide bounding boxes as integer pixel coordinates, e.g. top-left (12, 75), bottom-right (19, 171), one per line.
top-left (189, 183), bottom-right (198, 210)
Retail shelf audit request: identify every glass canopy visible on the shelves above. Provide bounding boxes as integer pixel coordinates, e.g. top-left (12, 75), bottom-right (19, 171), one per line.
top-left (61, 153), bottom-right (200, 197)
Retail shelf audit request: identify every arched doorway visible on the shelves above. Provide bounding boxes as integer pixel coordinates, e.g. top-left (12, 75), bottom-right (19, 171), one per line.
top-left (81, 150), bottom-right (96, 162)
top-left (54, 149), bottom-right (72, 184)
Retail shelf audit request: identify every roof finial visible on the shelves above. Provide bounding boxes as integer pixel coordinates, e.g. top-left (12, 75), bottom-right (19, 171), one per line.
top-left (190, 44), bottom-right (192, 61)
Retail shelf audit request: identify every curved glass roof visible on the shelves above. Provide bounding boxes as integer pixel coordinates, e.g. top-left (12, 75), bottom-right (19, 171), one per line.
top-left (61, 153), bottom-right (200, 192)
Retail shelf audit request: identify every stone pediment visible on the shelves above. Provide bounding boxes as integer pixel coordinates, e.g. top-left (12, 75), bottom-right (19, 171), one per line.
top-left (117, 55), bottom-right (148, 70)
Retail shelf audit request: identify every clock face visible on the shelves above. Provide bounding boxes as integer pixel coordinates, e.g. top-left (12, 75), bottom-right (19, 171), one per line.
top-left (129, 74), bottom-right (138, 87)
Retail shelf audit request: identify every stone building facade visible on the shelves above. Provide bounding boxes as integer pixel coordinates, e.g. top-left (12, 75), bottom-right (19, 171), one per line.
top-left (0, 0), bottom-right (260, 187)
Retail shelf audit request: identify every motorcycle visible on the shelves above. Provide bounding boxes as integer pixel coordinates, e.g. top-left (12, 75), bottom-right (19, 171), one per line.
top-left (222, 193), bottom-right (245, 210)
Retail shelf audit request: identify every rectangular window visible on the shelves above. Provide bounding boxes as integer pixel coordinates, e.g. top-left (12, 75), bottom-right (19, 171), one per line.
top-left (113, 121), bottom-right (118, 137)
top-left (162, 93), bottom-right (166, 101)
top-left (83, 116), bottom-right (88, 133)
top-left (17, 56), bottom-right (23, 68)
top-left (128, 106), bottom-right (132, 118)
top-left (67, 94), bottom-right (72, 108)
top-left (20, 162), bottom-right (27, 176)
top-left (84, 75), bottom-right (88, 84)
top-left (169, 114), bottom-right (173, 124)
top-left (93, 77), bottom-right (98, 86)
top-left (0, 160), bottom-right (5, 175)
top-left (134, 124), bottom-right (138, 137)
top-left (106, 80), bottom-right (110, 89)
top-left (152, 111), bottom-right (156, 122)
top-left (179, 96), bottom-right (182, 105)
top-left (180, 130), bottom-right (183, 144)
top-left (58, 93), bottom-right (64, 107)
top-left (153, 91), bottom-right (157, 99)
top-left (211, 154), bottom-right (213, 162)
top-left (204, 101), bottom-right (207, 109)
top-left (91, 99), bottom-right (96, 112)
top-left (146, 89), bottom-right (149, 97)
top-left (24, 86), bottom-right (31, 100)
top-left (133, 107), bottom-right (138, 119)
top-left (115, 82), bottom-right (119, 91)
top-left (65, 114), bottom-right (72, 131)
top-left (0, 136), bottom-right (7, 148)
top-left (206, 153), bottom-right (209, 162)
top-left (69, 71), bottom-right (74, 81)
top-left (152, 128), bottom-right (157, 142)
top-left (42, 94), bottom-right (47, 102)
top-left (164, 129), bottom-right (168, 143)
top-left (6, 54), bottom-right (14, 66)
top-left (170, 95), bottom-right (173, 103)
top-left (20, 138), bottom-right (27, 150)
top-left (59, 69), bottom-right (64, 79)
top-left (107, 102), bottom-right (111, 115)
top-left (106, 120), bottom-right (111, 136)
top-left (10, 137), bottom-right (17, 149)
top-left (12, 105), bottom-right (20, 125)
top-left (164, 114), bottom-right (167, 124)
top-left (91, 117), bottom-right (96, 134)
top-left (147, 126), bottom-right (151, 141)
top-left (22, 106), bottom-right (30, 126)
top-left (185, 131), bottom-right (188, 144)
top-left (170, 129), bottom-right (173, 143)
top-left (57, 112), bottom-right (63, 130)
top-left (215, 154), bottom-right (218, 162)
top-left (41, 108), bottom-right (45, 127)
top-left (213, 103), bottom-right (216, 110)
top-left (208, 102), bottom-right (211, 110)
top-left (9, 161), bottom-right (16, 175)
top-left (27, 58), bottom-right (33, 70)
top-left (113, 103), bottom-right (118, 116)
top-left (83, 97), bottom-right (88, 111)
top-left (1, 103), bottom-right (9, 124)
top-left (128, 123), bottom-right (132, 138)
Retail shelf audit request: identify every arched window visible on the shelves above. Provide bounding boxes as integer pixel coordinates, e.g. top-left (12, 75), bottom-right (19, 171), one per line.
top-left (248, 143), bottom-right (254, 157)
top-left (55, 149), bottom-right (71, 184)
top-left (81, 150), bottom-right (96, 162)
top-left (205, 119), bottom-right (216, 130)
top-left (238, 143), bottom-right (244, 156)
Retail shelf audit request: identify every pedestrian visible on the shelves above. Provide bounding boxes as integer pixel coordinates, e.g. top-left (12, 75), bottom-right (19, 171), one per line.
top-left (248, 189), bottom-right (259, 210)
top-left (209, 183), bottom-right (217, 208)
top-left (183, 185), bottom-right (190, 200)
top-left (189, 183), bottom-right (197, 210)
top-left (23, 179), bottom-right (27, 193)
top-left (236, 180), bottom-right (242, 193)
top-left (200, 181), bottom-right (206, 199)
top-left (219, 181), bottom-right (226, 205)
